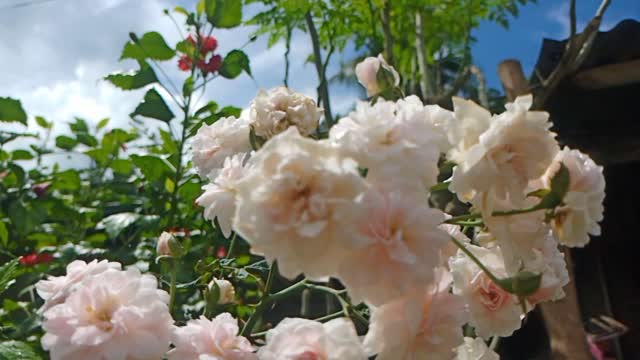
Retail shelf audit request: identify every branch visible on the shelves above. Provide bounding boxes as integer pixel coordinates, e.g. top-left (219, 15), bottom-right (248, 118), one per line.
top-left (426, 66), bottom-right (471, 105)
top-left (470, 65), bottom-right (490, 108)
top-left (305, 11), bottom-right (334, 127)
top-left (415, 10), bottom-right (433, 99)
top-left (533, 0), bottom-right (612, 109)
top-left (380, 0), bottom-right (394, 66)
top-left (283, 25), bottom-right (292, 87)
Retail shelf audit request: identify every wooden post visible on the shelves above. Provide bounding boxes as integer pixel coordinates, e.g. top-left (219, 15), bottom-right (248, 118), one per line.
top-left (497, 59), bottom-right (529, 100)
top-left (498, 61), bottom-right (593, 359)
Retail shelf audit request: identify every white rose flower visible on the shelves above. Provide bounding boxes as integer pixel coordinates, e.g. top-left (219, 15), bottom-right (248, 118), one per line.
top-left (259, 317), bottom-right (366, 360)
top-left (192, 115), bottom-right (252, 179)
top-left (197, 152), bottom-right (251, 238)
top-left (449, 244), bottom-right (525, 338)
top-left (208, 278), bottom-right (236, 305)
top-left (167, 313), bottom-right (256, 360)
top-left (363, 268), bottom-right (466, 360)
top-left (525, 231), bottom-right (569, 305)
top-left (36, 259), bottom-right (121, 312)
top-left (336, 184), bottom-right (449, 306)
top-left (330, 96), bottom-right (443, 189)
top-left (41, 267), bottom-right (173, 360)
top-left (450, 95), bottom-right (559, 209)
top-left (484, 205), bottom-right (550, 274)
top-left (542, 147), bottom-right (605, 247)
top-left (447, 97), bottom-right (492, 163)
top-left (233, 127), bottom-right (367, 280)
top-left (455, 337), bottom-right (500, 360)
top-left (250, 86), bottom-right (322, 139)
top-left (354, 54), bottom-right (400, 97)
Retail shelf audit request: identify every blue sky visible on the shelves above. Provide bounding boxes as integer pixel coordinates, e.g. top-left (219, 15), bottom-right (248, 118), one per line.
top-left (0, 0), bottom-right (638, 137)
top-left (473, 0), bottom-right (640, 89)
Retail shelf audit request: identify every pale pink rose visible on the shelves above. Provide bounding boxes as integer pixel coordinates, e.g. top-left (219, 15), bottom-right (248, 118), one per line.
top-left (41, 267), bottom-right (173, 360)
top-left (330, 96), bottom-right (443, 189)
top-left (450, 95), bottom-right (559, 208)
top-left (354, 54), bottom-right (399, 97)
top-left (363, 268), bottom-right (467, 359)
top-left (197, 153), bottom-right (251, 238)
top-left (167, 313), bottom-right (256, 360)
top-left (336, 184), bottom-right (449, 306)
top-left (191, 115), bottom-right (251, 179)
top-left (259, 317), bottom-right (366, 360)
top-left (233, 127), bottom-right (367, 280)
top-left (36, 259), bottom-right (121, 312)
top-left (542, 147), bottom-right (605, 247)
top-left (449, 245), bottom-right (525, 338)
top-left (439, 220), bottom-right (472, 264)
top-left (250, 87), bottom-right (322, 139)
top-left (455, 337), bottom-right (499, 360)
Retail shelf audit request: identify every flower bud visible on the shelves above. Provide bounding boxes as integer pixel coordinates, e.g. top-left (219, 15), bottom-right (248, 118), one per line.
top-left (355, 54), bottom-right (400, 97)
top-left (207, 278), bottom-right (235, 305)
top-left (156, 232), bottom-right (184, 258)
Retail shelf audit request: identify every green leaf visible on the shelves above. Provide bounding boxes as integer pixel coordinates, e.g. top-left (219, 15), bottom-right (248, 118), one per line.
top-left (0, 340), bottom-right (41, 360)
top-left (76, 133), bottom-right (98, 147)
top-left (120, 32), bottom-right (176, 61)
top-left (111, 159), bottom-right (133, 175)
top-left (69, 117), bottom-right (89, 133)
top-left (85, 148), bottom-right (110, 166)
top-left (35, 116), bottom-right (52, 129)
top-left (219, 50), bottom-right (251, 79)
top-left (498, 271), bottom-right (542, 297)
top-left (550, 163), bottom-right (570, 201)
top-left (105, 63), bottom-right (158, 90)
top-left (173, 6), bottom-right (189, 16)
top-left (130, 88), bottom-right (175, 122)
top-left (11, 150), bottom-right (33, 161)
top-left (97, 118), bottom-right (110, 130)
top-left (55, 135), bottom-right (77, 150)
top-left (131, 154), bottom-right (174, 182)
top-left (0, 222), bottom-right (8, 247)
top-left (96, 212), bottom-right (141, 240)
top-left (0, 97), bottom-right (27, 125)
top-left (159, 129), bottom-right (178, 154)
top-left (206, 0), bottom-right (242, 28)
top-left (183, 75), bottom-right (194, 97)
top-left (0, 259), bottom-right (19, 295)
top-left (52, 170), bottom-right (81, 191)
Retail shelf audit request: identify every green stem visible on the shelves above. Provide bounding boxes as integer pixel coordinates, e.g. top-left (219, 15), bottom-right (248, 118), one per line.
top-left (168, 259), bottom-right (178, 312)
top-left (489, 336), bottom-right (500, 350)
top-left (444, 213), bottom-right (481, 224)
top-left (225, 233), bottom-right (237, 260)
top-left (449, 236), bottom-right (508, 292)
top-left (240, 278), bottom-right (307, 337)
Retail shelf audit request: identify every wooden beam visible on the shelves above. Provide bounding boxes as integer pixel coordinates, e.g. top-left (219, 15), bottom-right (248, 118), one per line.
top-left (498, 59), bottom-right (529, 100)
top-left (573, 59), bottom-right (640, 90)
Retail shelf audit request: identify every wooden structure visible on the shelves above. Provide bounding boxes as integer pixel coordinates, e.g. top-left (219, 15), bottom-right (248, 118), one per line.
top-left (498, 19), bottom-right (640, 359)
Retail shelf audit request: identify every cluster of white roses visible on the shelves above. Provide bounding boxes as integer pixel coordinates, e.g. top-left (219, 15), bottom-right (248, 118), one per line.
top-left (35, 55), bottom-right (605, 359)
top-left (191, 55), bottom-right (604, 357)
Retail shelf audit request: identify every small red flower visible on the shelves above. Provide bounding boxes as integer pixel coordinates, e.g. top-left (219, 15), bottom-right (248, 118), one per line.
top-left (178, 55), bottom-right (192, 71)
top-left (216, 246), bottom-right (227, 258)
top-left (19, 253), bottom-right (54, 266)
top-left (200, 35), bottom-right (218, 54)
top-left (198, 55), bottom-right (222, 74)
